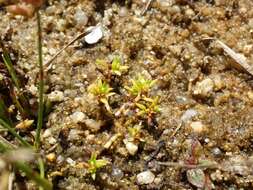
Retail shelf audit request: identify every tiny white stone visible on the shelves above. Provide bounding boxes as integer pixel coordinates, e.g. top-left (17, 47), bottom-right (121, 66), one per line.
top-left (66, 158), bottom-right (76, 166)
top-left (48, 137), bottom-right (57, 145)
top-left (190, 121), bottom-right (205, 134)
top-left (42, 128), bottom-right (52, 138)
top-left (48, 90), bottom-right (64, 102)
top-left (74, 8), bottom-right (88, 26)
top-left (70, 111), bottom-right (85, 123)
top-left (124, 140), bottom-right (138, 156)
top-left (137, 170), bottom-right (155, 185)
top-left (181, 109), bottom-right (198, 123)
top-left (193, 78), bottom-right (214, 97)
top-left (84, 25), bottom-right (103, 44)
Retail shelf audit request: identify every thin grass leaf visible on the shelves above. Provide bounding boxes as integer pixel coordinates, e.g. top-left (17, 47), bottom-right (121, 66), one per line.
top-left (2, 54), bottom-right (21, 89)
top-left (0, 40), bottom-right (31, 117)
top-left (0, 118), bottom-right (31, 148)
top-left (35, 11), bottom-right (44, 150)
top-left (0, 97), bottom-right (12, 125)
top-left (0, 142), bottom-right (52, 190)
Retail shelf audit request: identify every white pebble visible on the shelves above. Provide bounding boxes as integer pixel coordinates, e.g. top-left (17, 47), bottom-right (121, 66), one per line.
top-left (48, 90), bottom-right (64, 102)
top-left (190, 121), bottom-right (205, 134)
top-left (193, 78), bottom-right (214, 97)
top-left (74, 8), bottom-right (88, 27)
top-left (181, 109), bottom-right (198, 123)
top-left (66, 157), bottom-right (76, 166)
top-left (48, 137), bottom-right (57, 145)
top-left (42, 128), bottom-right (52, 138)
top-left (124, 140), bottom-right (138, 156)
top-left (70, 111), bottom-right (85, 123)
top-left (137, 170), bottom-right (155, 185)
top-left (84, 25), bottom-right (103, 44)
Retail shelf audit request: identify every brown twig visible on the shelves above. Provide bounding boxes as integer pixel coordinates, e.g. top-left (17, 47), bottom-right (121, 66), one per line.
top-left (44, 31), bottom-right (87, 71)
top-left (141, 0), bottom-right (154, 15)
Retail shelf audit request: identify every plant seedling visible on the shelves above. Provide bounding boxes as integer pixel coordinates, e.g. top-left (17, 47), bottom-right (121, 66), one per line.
top-left (95, 56), bottom-right (128, 77)
top-left (128, 125), bottom-right (143, 142)
top-left (87, 153), bottom-right (108, 180)
top-left (111, 56), bottom-right (128, 76)
top-left (125, 75), bottom-right (156, 99)
top-left (136, 97), bottom-right (160, 118)
top-left (88, 79), bottom-right (115, 113)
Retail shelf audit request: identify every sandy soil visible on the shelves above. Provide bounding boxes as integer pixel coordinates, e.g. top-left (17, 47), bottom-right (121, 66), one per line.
top-left (2, 0), bottom-right (253, 189)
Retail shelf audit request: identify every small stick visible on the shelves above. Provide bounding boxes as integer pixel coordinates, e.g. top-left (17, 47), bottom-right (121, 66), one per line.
top-left (44, 31), bottom-right (87, 70)
top-left (170, 122), bottom-right (183, 138)
top-left (141, 0), bottom-right (153, 15)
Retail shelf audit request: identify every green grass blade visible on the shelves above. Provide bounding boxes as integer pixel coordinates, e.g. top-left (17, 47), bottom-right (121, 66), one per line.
top-left (2, 54), bottom-right (21, 90)
top-left (35, 11), bottom-right (44, 150)
top-left (15, 162), bottom-right (52, 190)
top-left (0, 141), bottom-right (52, 190)
top-left (0, 97), bottom-right (12, 125)
top-left (0, 118), bottom-right (31, 147)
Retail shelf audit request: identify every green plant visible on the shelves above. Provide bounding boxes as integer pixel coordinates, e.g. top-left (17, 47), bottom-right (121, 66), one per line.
top-left (128, 125), bottom-right (143, 142)
top-left (125, 75), bottom-right (156, 98)
top-left (111, 56), bottom-right (128, 76)
top-left (87, 153), bottom-right (108, 180)
top-left (95, 56), bottom-right (128, 77)
top-left (136, 97), bottom-right (160, 119)
top-left (0, 141), bottom-right (52, 190)
top-left (88, 79), bottom-right (115, 113)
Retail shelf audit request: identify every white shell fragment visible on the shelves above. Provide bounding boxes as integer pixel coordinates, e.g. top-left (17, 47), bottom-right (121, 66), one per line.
top-left (84, 25), bottom-right (103, 44)
top-left (137, 170), bottom-right (155, 185)
top-left (216, 40), bottom-right (253, 76)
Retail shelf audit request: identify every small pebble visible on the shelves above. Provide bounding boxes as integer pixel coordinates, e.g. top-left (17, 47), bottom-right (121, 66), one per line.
top-left (111, 167), bottom-right (124, 179)
top-left (84, 25), bottom-right (103, 44)
top-left (48, 137), bottom-right (57, 145)
top-left (137, 170), bottom-right (155, 185)
top-left (189, 121), bottom-right (205, 134)
top-left (70, 111), bottom-right (85, 123)
top-left (74, 8), bottom-right (88, 27)
top-left (48, 90), bottom-right (64, 102)
top-left (42, 128), bottom-right (52, 138)
top-left (193, 78), bottom-right (214, 98)
top-left (46, 153), bottom-right (56, 162)
top-left (66, 157), bottom-right (76, 166)
top-left (181, 109), bottom-right (198, 123)
top-left (123, 140), bottom-right (138, 156)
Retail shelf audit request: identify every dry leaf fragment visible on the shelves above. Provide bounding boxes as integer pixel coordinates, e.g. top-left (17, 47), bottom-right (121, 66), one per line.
top-left (7, 4), bottom-right (35, 17)
top-left (22, 0), bottom-right (43, 7)
top-left (15, 119), bottom-right (34, 130)
top-left (216, 40), bottom-right (253, 76)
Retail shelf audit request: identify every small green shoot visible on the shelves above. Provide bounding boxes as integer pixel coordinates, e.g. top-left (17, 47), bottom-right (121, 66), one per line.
top-left (87, 153), bottom-right (108, 180)
top-left (125, 75), bottom-right (156, 98)
top-left (88, 79), bottom-right (115, 113)
top-left (111, 56), bottom-right (128, 76)
top-left (136, 97), bottom-right (160, 118)
top-left (95, 59), bottom-right (108, 71)
top-left (128, 125), bottom-right (143, 141)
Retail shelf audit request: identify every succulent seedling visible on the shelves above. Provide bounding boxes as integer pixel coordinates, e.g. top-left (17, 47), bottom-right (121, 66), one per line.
top-left (125, 75), bottom-right (156, 100)
top-left (111, 56), bottom-right (129, 76)
top-left (128, 125), bottom-right (143, 142)
top-left (95, 56), bottom-right (128, 78)
top-left (136, 97), bottom-right (160, 125)
top-left (88, 79), bottom-right (115, 113)
top-left (87, 153), bottom-right (108, 180)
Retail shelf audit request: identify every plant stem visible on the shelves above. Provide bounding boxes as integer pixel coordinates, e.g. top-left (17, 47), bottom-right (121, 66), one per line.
top-left (0, 118), bottom-right (31, 147)
top-left (15, 161), bottom-right (52, 190)
top-left (38, 157), bottom-right (45, 190)
top-left (35, 10), bottom-right (44, 150)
